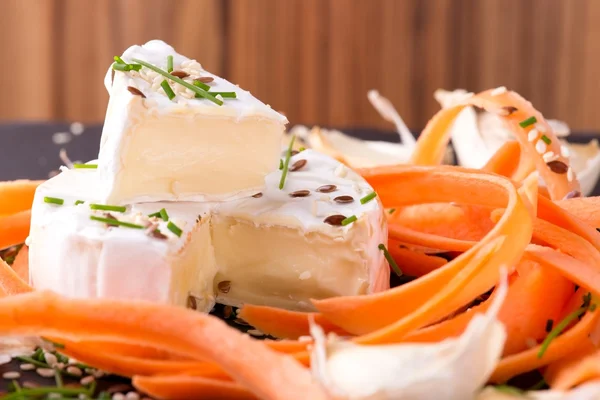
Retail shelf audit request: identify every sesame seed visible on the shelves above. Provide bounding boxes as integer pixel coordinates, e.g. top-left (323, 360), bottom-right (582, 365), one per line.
top-left (113, 394), bottom-right (126, 400)
top-left (247, 329), bottom-right (264, 337)
top-left (490, 86), bottom-right (507, 96)
top-left (44, 352), bottom-right (58, 367)
top-left (334, 164), bottom-right (348, 178)
top-left (126, 393), bottom-right (141, 400)
top-left (93, 370), bottom-right (105, 378)
top-left (527, 128), bottom-right (539, 142)
top-left (299, 271), bottom-right (311, 280)
top-left (2, 371), bottom-right (20, 379)
top-left (70, 122), bottom-right (85, 135)
top-left (561, 145), bottom-right (570, 158)
top-left (52, 132), bottom-right (72, 145)
top-left (20, 363), bottom-right (35, 371)
top-left (298, 335), bottom-right (312, 342)
top-left (80, 375), bottom-right (95, 385)
top-left (543, 152), bottom-right (559, 163)
top-left (535, 140), bottom-right (547, 154)
top-left (567, 167), bottom-right (574, 182)
top-left (535, 123), bottom-right (547, 133)
top-left (66, 366), bottom-right (82, 376)
top-left (36, 367), bottom-right (55, 378)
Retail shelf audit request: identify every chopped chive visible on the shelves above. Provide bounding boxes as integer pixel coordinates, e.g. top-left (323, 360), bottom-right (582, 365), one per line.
top-left (528, 378), bottom-right (547, 391)
top-left (11, 380), bottom-right (21, 393)
top-left (130, 63), bottom-right (142, 71)
top-left (44, 197), bottom-right (64, 205)
top-left (72, 163), bottom-right (98, 169)
top-left (360, 192), bottom-right (378, 204)
top-left (74, 200), bottom-right (84, 205)
top-left (192, 79), bottom-right (211, 91)
top-left (341, 215), bottom-right (357, 226)
top-left (493, 385), bottom-right (524, 395)
top-left (112, 62), bottom-right (130, 72)
top-left (538, 293), bottom-right (595, 358)
top-left (148, 211), bottom-right (161, 218)
top-left (207, 91), bottom-right (237, 98)
top-left (279, 135), bottom-right (296, 189)
top-left (379, 244), bottom-right (403, 276)
top-left (98, 391), bottom-right (111, 400)
top-left (279, 159), bottom-right (284, 170)
top-left (167, 221), bottom-right (183, 237)
top-left (15, 355), bottom-right (48, 369)
top-left (299, 147), bottom-right (306, 152)
top-left (0, 386), bottom-right (90, 400)
top-left (167, 55), bottom-right (174, 73)
top-left (90, 204), bottom-right (127, 213)
top-left (132, 58), bottom-right (222, 105)
top-left (54, 367), bottom-right (63, 387)
top-left (161, 79), bottom-right (176, 100)
top-left (113, 55), bottom-right (126, 64)
top-left (90, 216), bottom-right (144, 229)
top-left (159, 208), bottom-right (169, 221)
top-left (519, 116), bottom-right (538, 128)
top-left (389, 208), bottom-right (396, 214)
top-left (541, 134), bottom-right (552, 145)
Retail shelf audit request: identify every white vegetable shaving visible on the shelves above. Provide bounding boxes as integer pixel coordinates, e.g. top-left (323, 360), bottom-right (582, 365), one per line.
top-left (367, 90), bottom-right (415, 147)
top-left (310, 269), bottom-right (509, 400)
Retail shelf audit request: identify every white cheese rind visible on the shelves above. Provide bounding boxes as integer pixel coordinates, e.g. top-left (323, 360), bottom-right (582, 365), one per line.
top-left (98, 40), bottom-right (288, 204)
top-left (29, 151), bottom-right (388, 311)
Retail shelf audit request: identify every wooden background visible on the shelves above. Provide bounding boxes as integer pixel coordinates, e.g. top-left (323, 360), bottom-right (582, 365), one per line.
top-left (1, 0), bottom-right (599, 131)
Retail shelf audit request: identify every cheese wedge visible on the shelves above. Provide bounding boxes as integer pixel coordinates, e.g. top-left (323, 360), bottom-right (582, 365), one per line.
top-left (29, 151), bottom-right (389, 311)
top-left (98, 40), bottom-right (288, 204)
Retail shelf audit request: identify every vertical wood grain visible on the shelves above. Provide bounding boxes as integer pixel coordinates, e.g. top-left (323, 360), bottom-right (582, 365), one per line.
top-left (0, 0), bottom-right (598, 132)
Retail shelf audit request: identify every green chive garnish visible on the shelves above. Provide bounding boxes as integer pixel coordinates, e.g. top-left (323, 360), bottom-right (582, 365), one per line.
top-left (299, 147), bottom-right (306, 152)
top-left (90, 216), bottom-right (144, 229)
top-left (519, 116), bottom-right (538, 128)
top-left (360, 192), bottom-right (377, 204)
top-left (114, 56), bottom-right (126, 64)
top-left (341, 215), bottom-right (357, 226)
top-left (378, 244), bottom-right (403, 276)
top-left (167, 221), bottom-right (182, 237)
top-left (130, 63), bottom-right (142, 71)
top-left (90, 204), bottom-right (127, 213)
top-left (132, 58), bottom-right (222, 105)
top-left (167, 55), bottom-right (174, 73)
top-left (148, 211), bottom-right (160, 218)
top-left (73, 163), bottom-right (98, 169)
top-left (0, 386), bottom-right (90, 400)
top-left (279, 135), bottom-right (296, 189)
top-left (44, 197), bottom-right (64, 205)
top-left (15, 355), bottom-right (49, 369)
top-left (493, 385), bottom-right (524, 395)
top-left (538, 293), bottom-right (595, 358)
top-left (541, 134), bottom-right (551, 145)
top-left (159, 208), bottom-right (169, 221)
top-left (74, 200), bottom-right (84, 205)
top-left (192, 79), bottom-right (211, 91)
top-left (279, 159), bottom-right (284, 170)
top-left (389, 208), bottom-right (396, 214)
top-left (161, 79), bottom-right (176, 100)
top-left (207, 91), bottom-right (237, 98)
top-left (112, 63), bottom-right (131, 72)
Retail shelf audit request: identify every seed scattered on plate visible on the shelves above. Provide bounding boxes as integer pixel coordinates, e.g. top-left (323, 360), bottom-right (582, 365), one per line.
top-left (126, 392), bottom-right (141, 400)
top-left (324, 215), bottom-right (346, 226)
top-left (170, 70), bottom-right (189, 78)
top-left (196, 76), bottom-right (214, 83)
top-left (234, 318), bottom-right (249, 326)
top-left (19, 363), bottom-right (35, 371)
top-left (22, 381), bottom-right (40, 389)
top-left (247, 329), bottom-right (264, 337)
top-left (252, 192), bottom-right (263, 198)
top-left (2, 371), bottom-right (20, 379)
top-left (66, 366), bottom-right (82, 376)
top-left (333, 195), bottom-right (354, 204)
top-left (80, 375), bottom-right (95, 385)
top-left (36, 367), bottom-right (55, 378)
top-left (497, 106), bottom-right (518, 116)
top-left (52, 132), bottom-right (72, 145)
top-left (223, 305), bottom-right (233, 319)
top-left (127, 86), bottom-right (146, 98)
top-left (289, 159), bottom-right (307, 172)
top-left (107, 384), bottom-right (135, 394)
top-left (218, 281), bottom-right (231, 293)
top-left (546, 160), bottom-right (568, 174)
top-left (70, 122), bottom-right (85, 136)
top-left (112, 394), bottom-right (126, 400)
top-left (289, 190), bottom-right (310, 198)
top-left (316, 184), bottom-right (337, 193)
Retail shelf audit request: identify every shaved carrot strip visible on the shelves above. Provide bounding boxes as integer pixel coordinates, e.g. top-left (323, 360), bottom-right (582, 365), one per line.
top-left (388, 241), bottom-right (447, 277)
top-left (11, 245), bottom-right (28, 282)
top-left (510, 150), bottom-right (537, 183)
top-left (557, 197), bottom-right (600, 228)
top-left (0, 209), bottom-right (30, 250)
top-left (388, 224), bottom-right (474, 252)
top-left (0, 258), bottom-right (32, 296)
top-left (482, 141), bottom-right (521, 177)
top-left (314, 166), bottom-right (531, 338)
top-left (133, 375), bottom-right (257, 400)
top-left (491, 291), bottom-right (600, 383)
top-left (0, 291), bottom-right (329, 400)
top-left (0, 180), bottom-right (43, 216)
top-left (237, 307), bottom-right (345, 340)
top-left (544, 341), bottom-right (599, 390)
top-left (410, 90), bottom-right (579, 200)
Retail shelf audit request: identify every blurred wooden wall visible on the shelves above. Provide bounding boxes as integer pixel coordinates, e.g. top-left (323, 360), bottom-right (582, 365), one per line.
top-left (1, 0), bottom-right (599, 131)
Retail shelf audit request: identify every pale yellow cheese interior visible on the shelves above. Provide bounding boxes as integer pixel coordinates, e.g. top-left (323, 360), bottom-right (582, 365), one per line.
top-left (211, 216), bottom-right (371, 311)
top-left (108, 115), bottom-right (283, 203)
